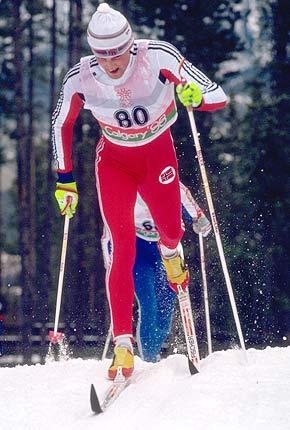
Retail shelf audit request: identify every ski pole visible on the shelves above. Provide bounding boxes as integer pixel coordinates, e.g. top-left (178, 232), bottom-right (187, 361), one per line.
top-left (101, 323), bottom-right (112, 360)
top-left (199, 233), bottom-right (212, 355)
top-left (177, 58), bottom-right (246, 353)
top-left (49, 213), bottom-right (70, 344)
top-left (186, 107), bottom-right (246, 353)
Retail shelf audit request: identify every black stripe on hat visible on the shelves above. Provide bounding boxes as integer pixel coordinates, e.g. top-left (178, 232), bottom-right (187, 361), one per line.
top-left (88, 22), bottom-right (130, 40)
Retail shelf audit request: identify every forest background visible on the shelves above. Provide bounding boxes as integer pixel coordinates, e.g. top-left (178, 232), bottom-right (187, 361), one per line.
top-left (0, 0), bottom-right (289, 362)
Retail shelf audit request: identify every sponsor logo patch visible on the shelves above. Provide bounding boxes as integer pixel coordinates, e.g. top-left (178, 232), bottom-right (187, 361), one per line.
top-left (159, 166), bottom-right (176, 184)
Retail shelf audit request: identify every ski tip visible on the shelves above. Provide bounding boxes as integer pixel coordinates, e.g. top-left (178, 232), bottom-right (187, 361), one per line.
top-left (90, 384), bottom-right (103, 414)
top-left (188, 358), bottom-right (199, 375)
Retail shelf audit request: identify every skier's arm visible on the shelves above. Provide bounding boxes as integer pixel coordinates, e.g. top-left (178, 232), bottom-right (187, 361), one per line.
top-left (52, 66), bottom-right (84, 217)
top-left (52, 67), bottom-right (84, 180)
top-left (180, 182), bottom-right (200, 220)
top-left (180, 182), bottom-right (212, 237)
top-left (153, 40), bottom-right (227, 111)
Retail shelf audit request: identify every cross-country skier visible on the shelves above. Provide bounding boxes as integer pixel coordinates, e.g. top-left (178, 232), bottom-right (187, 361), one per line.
top-left (52, 3), bottom-right (227, 379)
top-left (101, 182), bottom-right (211, 363)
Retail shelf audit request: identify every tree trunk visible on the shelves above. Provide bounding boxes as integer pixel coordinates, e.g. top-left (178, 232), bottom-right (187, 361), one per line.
top-left (13, 0), bottom-right (37, 363)
top-left (36, 0), bottom-right (57, 330)
top-left (68, 0), bottom-right (75, 69)
top-left (65, 0), bottom-right (86, 347)
top-left (27, 12), bottom-right (37, 318)
top-left (0, 141), bottom-right (3, 291)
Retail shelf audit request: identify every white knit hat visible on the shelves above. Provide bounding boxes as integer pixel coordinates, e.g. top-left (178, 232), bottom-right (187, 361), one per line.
top-left (87, 3), bottom-right (134, 58)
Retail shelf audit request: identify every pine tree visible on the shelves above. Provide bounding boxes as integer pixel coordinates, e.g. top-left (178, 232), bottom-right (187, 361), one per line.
top-left (213, 0), bottom-right (290, 343)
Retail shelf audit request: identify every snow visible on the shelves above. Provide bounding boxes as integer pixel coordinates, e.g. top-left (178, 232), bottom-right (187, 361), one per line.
top-left (1, 347), bottom-right (290, 430)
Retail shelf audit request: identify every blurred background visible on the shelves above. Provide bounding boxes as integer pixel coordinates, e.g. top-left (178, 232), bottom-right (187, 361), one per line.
top-left (0, 0), bottom-right (289, 365)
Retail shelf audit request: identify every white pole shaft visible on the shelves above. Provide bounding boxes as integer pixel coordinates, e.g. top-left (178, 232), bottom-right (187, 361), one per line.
top-left (53, 215), bottom-right (70, 335)
top-left (199, 233), bottom-right (212, 355)
top-left (101, 323), bottom-right (112, 361)
top-left (188, 109), bottom-right (246, 352)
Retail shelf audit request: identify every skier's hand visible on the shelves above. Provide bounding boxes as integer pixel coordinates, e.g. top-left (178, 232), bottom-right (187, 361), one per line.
top-left (192, 209), bottom-right (212, 237)
top-left (55, 181), bottom-right (78, 218)
top-left (176, 82), bottom-right (203, 108)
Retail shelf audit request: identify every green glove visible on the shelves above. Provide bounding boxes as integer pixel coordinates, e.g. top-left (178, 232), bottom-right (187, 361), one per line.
top-left (55, 182), bottom-right (78, 219)
top-left (176, 82), bottom-right (203, 108)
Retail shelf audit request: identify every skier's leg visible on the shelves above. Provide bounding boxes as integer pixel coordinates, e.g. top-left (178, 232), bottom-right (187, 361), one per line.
top-left (96, 140), bottom-right (138, 379)
top-left (141, 242), bottom-right (176, 360)
top-left (138, 130), bottom-right (188, 291)
top-left (139, 131), bottom-right (183, 250)
top-left (134, 238), bottom-right (160, 362)
top-left (154, 246), bottom-right (176, 333)
top-left (95, 139), bottom-right (137, 341)
top-left (134, 239), bottom-right (176, 362)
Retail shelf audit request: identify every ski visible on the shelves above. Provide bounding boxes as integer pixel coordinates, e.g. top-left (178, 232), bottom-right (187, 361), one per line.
top-left (90, 368), bottom-right (131, 414)
top-left (177, 286), bottom-right (200, 375)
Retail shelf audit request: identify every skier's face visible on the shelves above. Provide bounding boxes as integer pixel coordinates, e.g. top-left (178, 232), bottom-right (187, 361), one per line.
top-left (97, 48), bottom-right (131, 79)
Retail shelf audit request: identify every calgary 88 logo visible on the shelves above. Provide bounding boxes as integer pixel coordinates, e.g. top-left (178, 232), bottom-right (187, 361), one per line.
top-left (114, 106), bottom-right (149, 128)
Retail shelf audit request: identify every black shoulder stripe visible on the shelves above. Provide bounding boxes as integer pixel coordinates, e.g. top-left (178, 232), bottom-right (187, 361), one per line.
top-left (182, 63), bottom-right (211, 86)
top-left (149, 41), bottom-right (212, 86)
top-left (148, 41), bottom-right (183, 58)
top-left (205, 83), bottom-right (219, 94)
top-left (206, 82), bottom-right (218, 90)
top-left (64, 62), bottom-right (80, 76)
top-left (89, 55), bottom-right (98, 63)
top-left (69, 61), bottom-right (81, 71)
top-left (130, 44), bottom-right (138, 55)
top-left (149, 40), bottom-right (181, 57)
top-left (52, 88), bottom-right (64, 126)
top-left (148, 45), bottom-right (182, 65)
top-left (149, 45), bottom-right (207, 86)
top-left (90, 58), bottom-right (98, 67)
top-left (63, 69), bottom-right (80, 85)
top-left (185, 72), bottom-right (209, 86)
top-left (51, 90), bottom-right (64, 159)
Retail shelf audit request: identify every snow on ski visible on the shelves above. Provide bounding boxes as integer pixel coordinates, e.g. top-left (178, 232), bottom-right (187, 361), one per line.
top-left (90, 351), bottom-right (200, 415)
top-left (90, 368), bottom-right (131, 414)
